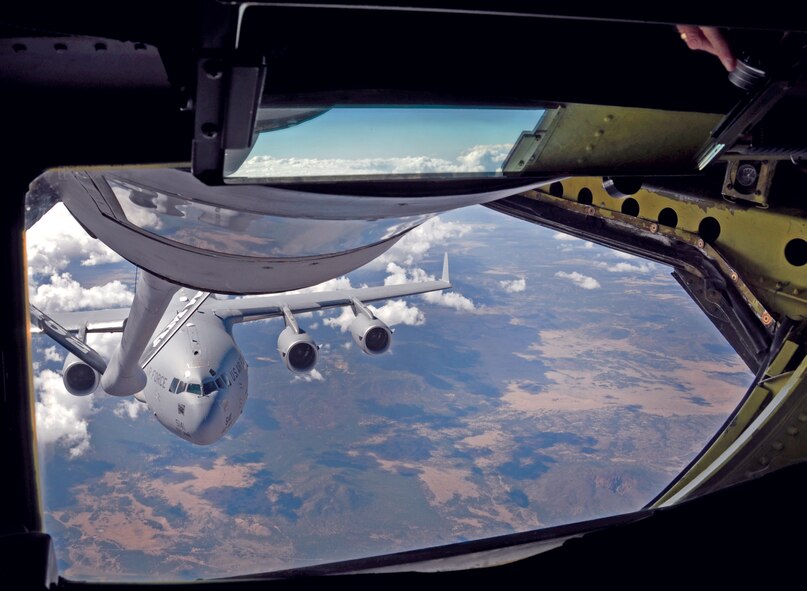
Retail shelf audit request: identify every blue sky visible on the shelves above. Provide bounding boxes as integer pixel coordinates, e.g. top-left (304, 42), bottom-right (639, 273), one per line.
top-left (250, 107), bottom-right (544, 161)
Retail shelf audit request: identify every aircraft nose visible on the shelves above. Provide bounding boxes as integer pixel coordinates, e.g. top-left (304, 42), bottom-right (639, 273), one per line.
top-left (183, 394), bottom-right (217, 444)
top-left (191, 388), bottom-right (235, 445)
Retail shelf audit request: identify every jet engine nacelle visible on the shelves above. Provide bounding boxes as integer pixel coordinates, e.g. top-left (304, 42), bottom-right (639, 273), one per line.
top-left (349, 314), bottom-right (392, 355)
top-left (277, 326), bottom-right (318, 373)
top-left (62, 353), bottom-right (100, 396)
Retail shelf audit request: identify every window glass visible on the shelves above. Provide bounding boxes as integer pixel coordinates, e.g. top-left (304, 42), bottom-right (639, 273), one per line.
top-left (107, 176), bottom-right (432, 258)
top-left (186, 383), bottom-right (202, 395)
top-left (226, 107), bottom-right (545, 181)
top-left (203, 381), bottom-right (217, 395)
top-left (28, 202), bottom-right (751, 581)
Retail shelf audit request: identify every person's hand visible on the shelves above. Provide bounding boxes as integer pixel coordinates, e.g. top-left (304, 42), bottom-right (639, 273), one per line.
top-left (676, 25), bottom-right (736, 72)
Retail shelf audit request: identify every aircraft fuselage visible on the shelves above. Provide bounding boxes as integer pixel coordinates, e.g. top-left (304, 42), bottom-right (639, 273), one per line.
top-left (136, 290), bottom-right (249, 444)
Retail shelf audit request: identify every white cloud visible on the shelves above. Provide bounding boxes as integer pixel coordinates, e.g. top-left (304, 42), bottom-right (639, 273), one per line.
top-left (555, 271), bottom-right (601, 290)
top-left (373, 300), bottom-right (426, 326)
top-left (385, 262), bottom-right (475, 311)
top-left (422, 290), bottom-right (475, 311)
top-left (86, 333), bottom-right (123, 361)
top-left (613, 251), bottom-right (638, 260)
top-left (596, 262), bottom-right (654, 274)
top-left (289, 275), bottom-right (357, 294)
top-left (111, 186), bottom-right (165, 231)
top-left (323, 308), bottom-right (358, 332)
top-left (499, 277), bottom-right (526, 293)
top-left (383, 262), bottom-right (411, 286)
top-left (114, 399), bottom-right (146, 420)
top-left (554, 233), bottom-right (593, 249)
top-left (27, 203), bottom-right (123, 277)
top-left (325, 295), bottom-right (424, 331)
top-left (42, 346), bottom-right (62, 363)
top-left (29, 273), bottom-right (134, 312)
top-left (236, 144), bottom-right (514, 178)
top-left (34, 369), bottom-right (95, 458)
top-left (373, 216), bottom-right (478, 268)
top-left (293, 368), bottom-right (325, 383)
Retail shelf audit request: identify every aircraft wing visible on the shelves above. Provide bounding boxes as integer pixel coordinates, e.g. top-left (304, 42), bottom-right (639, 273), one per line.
top-left (29, 307), bottom-right (129, 334)
top-left (214, 254), bottom-right (451, 324)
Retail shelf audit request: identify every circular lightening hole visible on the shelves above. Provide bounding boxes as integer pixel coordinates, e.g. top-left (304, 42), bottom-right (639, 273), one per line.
top-left (784, 238), bottom-right (807, 267)
top-left (603, 176), bottom-right (643, 198)
top-left (94, 42), bottom-right (107, 51)
top-left (658, 208), bottom-right (678, 228)
top-left (549, 182), bottom-right (564, 197)
top-left (577, 187), bottom-right (593, 205)
top-left (54, 43), bottom-right (68, 53)
top-left (12, 43), bottom-right (27, 53)
top-left (621, 198), bottom-right (640, 217)
top-left (698, 217), bottom-right (721, 244)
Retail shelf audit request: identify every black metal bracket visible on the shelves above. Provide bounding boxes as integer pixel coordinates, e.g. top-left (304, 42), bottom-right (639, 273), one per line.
top-left (191, 1), bottom-right (266, 184)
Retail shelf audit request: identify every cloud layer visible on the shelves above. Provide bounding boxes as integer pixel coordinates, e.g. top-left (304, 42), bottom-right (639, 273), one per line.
top-left (29, 205), bottom-right (131, 458)
top-left (27, 203), bottom-right (123, 277)
top-left (30, 273), bottom-right (134, 312)
top-left (236, 144), bottom-right (513, 177)
top-left (375, 216), bottom-right (479, 268)
top-left (596, 261), bottom-right (655, 274)
top-left (35, 369), bottom-right (95, 458)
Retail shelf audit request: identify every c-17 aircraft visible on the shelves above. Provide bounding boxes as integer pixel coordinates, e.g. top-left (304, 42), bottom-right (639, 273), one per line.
top-left (30, 256), bottom-right (450, 445)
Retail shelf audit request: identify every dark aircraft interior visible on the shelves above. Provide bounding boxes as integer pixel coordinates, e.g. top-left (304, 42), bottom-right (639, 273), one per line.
top-left (3, 3), bottom-right (807, 588)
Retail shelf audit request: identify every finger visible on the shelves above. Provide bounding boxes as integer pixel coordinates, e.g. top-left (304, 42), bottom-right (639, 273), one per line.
top-left (677, 25), bottom-right (710, 52)
top-left (701, 26), bottom-right (737, 71)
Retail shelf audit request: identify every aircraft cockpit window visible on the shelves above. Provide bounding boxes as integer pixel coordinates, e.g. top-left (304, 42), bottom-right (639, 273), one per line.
top-left (224, 107), bottom-right (547, 182)
top-left (202, 381), bottom-right (217, 395)
top-left (28, 200), bottom-right (752, 581)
